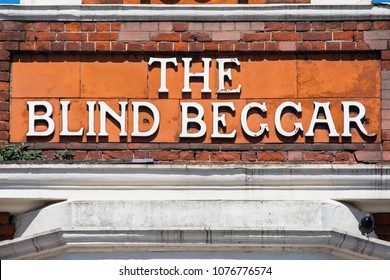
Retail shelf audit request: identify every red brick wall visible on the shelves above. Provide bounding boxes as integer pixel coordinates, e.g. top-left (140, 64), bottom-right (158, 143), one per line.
top-left (1, 20), bottom-right (390, 164)
top-left (374, 213), bottom-right (390, 242)
top-left (0, 212), bottom-right (14, 241)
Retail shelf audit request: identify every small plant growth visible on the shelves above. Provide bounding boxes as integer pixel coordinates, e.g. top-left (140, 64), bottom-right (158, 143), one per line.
top-left (54, 149), bottom-right (74, 160)
top-left (0, 143), bottom-right (46, 161)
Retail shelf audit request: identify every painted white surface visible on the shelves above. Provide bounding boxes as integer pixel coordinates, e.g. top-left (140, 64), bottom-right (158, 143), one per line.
top-left (0, 5), bottom-right (389, 22)
top-left (1, 199), bottom-right (388, 260)
top-left (19, 0), bottom-right (371, 5)
top-left (1, 164), bottom-right (390, 214)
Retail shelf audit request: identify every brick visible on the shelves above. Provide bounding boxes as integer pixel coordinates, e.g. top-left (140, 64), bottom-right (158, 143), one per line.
top-left (173, 22), bottom-right (188, 32)
top-left (65, 22), bottom-right (80, 32)
top-left (159, 42), bottom-right (173, 51)
top-left (194, 33), bottom-right (211, 42)
top-left (127, 43), bottom-right (143, 51)
top-left (174, 42), bottom-right (188, 52)
top-left (188, 22), bottom-right (203, 31)
top-left (212, 31), bottom-right (241, 41)
top-left (20, 42), bottom-right (35, 51)
top-left (58, 33), bottom-right (87, 41)
top-left (0, 131), bottom-right (9, 141)
top-left (382, 61), bottom-right (390, 70)
top-left (179, 151), bottom-right (194, 160)
top-left (95, 42), bottom-right (110, 51)
top-left (50, 42), bottom-right (65, 51)
top-left (242, 152), bottom-right (257, 162)
top-left (335, 152), bottom-right (352, 162)
top-left (241, 33), bottom-right (270, 42)
top-left (0, 101), bottom-right (9, 111)
top-left (151, 32), bottom-right (180, 42)
top-left (143, 42), bottom-right (158, 52)
top-left (149, 151), bottom-right (179, 161)
top-left (50, 22), bottom-right (65, 32)
top-left (258, 152), bottom-right (286, 162)
top-left (365, 40), bottom-right (387, 50)
top-left (265, 22), bottom-right (282, 31)
top-left (195, 151), bottom-right (210, 161)
top-left (111, 42), bottom-right (126, 51)
top-left (354, 151), bottom-right (382, 162)
top-left (302, 32), bottom-right (332, 41)
top-left (287, 151), bottom-right (303, 161)
top-left (210, 152), bottom-right (240, 162)
top-left (364, 31), bottom-right (390, 40)
top-left (111, 22), bottom-right (121, 31)
top-left (204, 22), bottom-right (220, 31)
top-left (2, 22), bottom-right (22, 31)
top-left (35, 42), bottom-right (50, 51)
top-left (85, 151), bottom-right (102, 160)
top-left (0, 212), bottom-right (9, 225)
top-left (382, 51), bottom-right (390, 60)
top-left (333, 31), bottom-right (354, 41)
top-left (0, 32), bottom-right (25, 41)
top-left (343, 21), bottom-right (357, 31)
top-left (23, 22), bottom-right (49, 32)
top-left (103, 151), bottom-right (133, 160)
top-left (0, 224), bottom-right (14, 236)
top-left (159, 22), bottom-right (173, 32)
top-left (235, 42), bottom-right (249, 52)
top-left (88, 32), bottom-right (118, 41)
top-left (373, 21), bottom-right (390, 30)
top-left (341, 42), bottom-right (356, 51)
top-left (312, 22), bottom-right (326, 31)
top-left (251, 22), bottom-right (265, 31)
top-left (326, 42), bottom-right (341, 51)
top-left (65, 42), bottom-right (81, 51)
top-left (0, 62), bottom-right (9, 71)
top-left (3, 42), bottom-right (19, 51)
top-left (0, 121), bottom-right (9, 130)
top-left (355, 41), bottom-right (371, 51)
top-left (219, 43), bottom-right (234, 51)
top-left (121, 22), bottom-right (141, 32)
top-left (97, 143), bottom-right (128, 150)
top-left (81, 22), bottom-right (95, 32)
top-left (181, 32), bottom-right (196, 42)
top-left (119, 32), bottom-right (149, 41)
top-left (265, 42), bottom-right (279, 51)
top-left (304, 152), bottom-right (335, 162)
top-left (26, 32), bottom-right (56, 41)
top-left (81, 42), bottom-right (95, 52)
top-left (96, 22), bottom-right (111, 32)
top-left (250, 42), bottom-right (265, 51)
top-left (133, 150), bottom-right (150, 159)
top-left (296, 22), bottom-right (311, 32)
top-left (204, 42), bottom-right (218, 51)
top-left (0, 51), bottom-right (10, 61)
top-left (357, 21), bottom-right (372, 31)
top-left (0, 72), bottom-right (9, 82)
top-left (279, 41), bottom-right (296, 51)
top-left (326, 22), bottom-right (342, 31)
top-left (189, 42), bottom-right (204, 52)
top-left (235, 22), bottom-right (250, 31)
top-left (141, 22), bottom-right (158, 31)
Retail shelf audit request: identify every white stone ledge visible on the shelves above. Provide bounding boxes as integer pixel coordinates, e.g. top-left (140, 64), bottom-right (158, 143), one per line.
top-left (0, 5), bottom-right (389, 22)
top-left (0, 164), bottom-right (389, 189)
top-left (1, 229), bottom-right (389, 259)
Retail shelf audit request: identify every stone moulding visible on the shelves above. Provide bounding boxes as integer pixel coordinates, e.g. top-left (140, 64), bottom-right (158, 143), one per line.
top-left (0, 164), bottom-right (389, 189)
top-left (1, 229), bottom-right (390, 259)
top-left (0, 5), bottom-right (389, 22)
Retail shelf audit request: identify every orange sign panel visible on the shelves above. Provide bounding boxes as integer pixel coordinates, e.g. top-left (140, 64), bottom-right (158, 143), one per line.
top-left (10, 53), bottom-right (380, 143)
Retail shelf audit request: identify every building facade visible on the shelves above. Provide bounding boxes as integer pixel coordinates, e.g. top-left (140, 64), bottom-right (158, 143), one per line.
top-left (0, 0), bottom-right (390, 259)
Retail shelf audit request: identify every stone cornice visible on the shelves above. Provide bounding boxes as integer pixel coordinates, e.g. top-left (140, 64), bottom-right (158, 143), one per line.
top-left (0, 5), bottom-right (389, 22)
